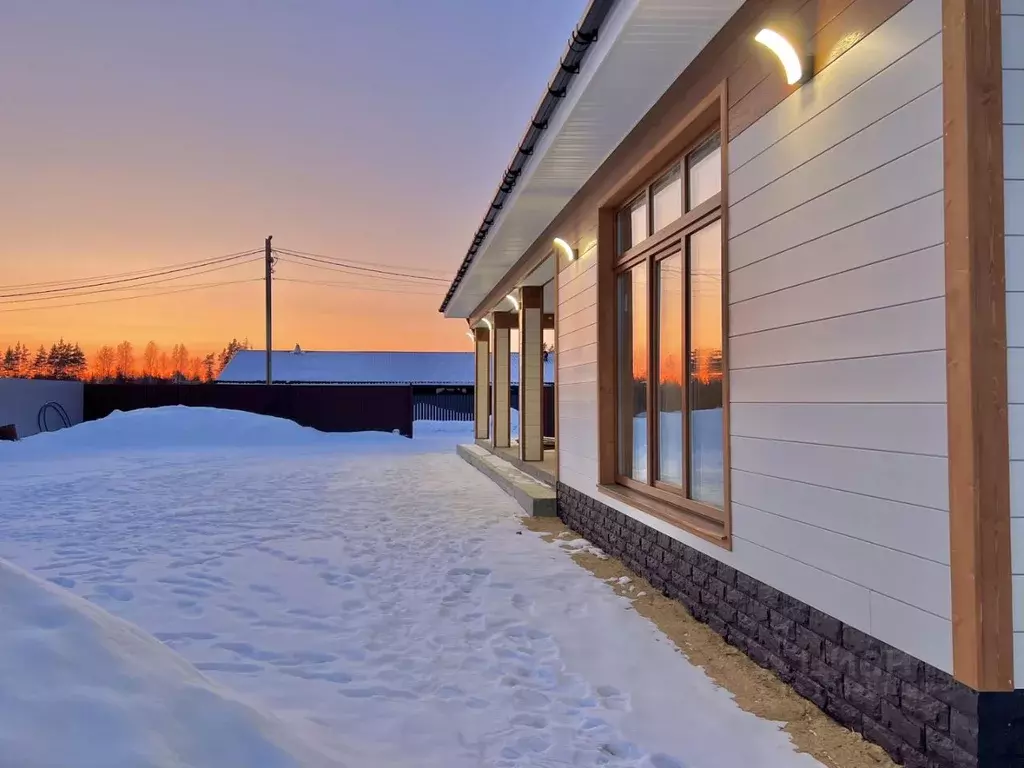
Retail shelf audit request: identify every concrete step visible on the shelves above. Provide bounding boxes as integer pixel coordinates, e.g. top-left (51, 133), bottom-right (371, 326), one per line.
top-left (456, 443), bottom-right (556, 517)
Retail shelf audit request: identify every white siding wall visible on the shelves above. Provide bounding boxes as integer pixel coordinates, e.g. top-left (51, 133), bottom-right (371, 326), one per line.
top-left (557, 0), bottom-right (954, 672)
top-left (0, 379), bottom-right (84, 438)
top-left (1002, 0), bottom-right (1024, 687)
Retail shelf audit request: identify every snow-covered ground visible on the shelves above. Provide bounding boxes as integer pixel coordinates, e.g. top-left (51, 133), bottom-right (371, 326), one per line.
top-left (0, 408), bottom-right (819, 768)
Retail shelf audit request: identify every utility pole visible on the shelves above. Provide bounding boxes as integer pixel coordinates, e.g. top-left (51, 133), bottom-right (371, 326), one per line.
top-left (265, 235), bottom-right (273, 385)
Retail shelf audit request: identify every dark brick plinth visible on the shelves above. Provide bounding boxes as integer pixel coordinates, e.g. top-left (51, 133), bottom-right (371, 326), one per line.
top-left (556, 484), bottom-right (1024, 767)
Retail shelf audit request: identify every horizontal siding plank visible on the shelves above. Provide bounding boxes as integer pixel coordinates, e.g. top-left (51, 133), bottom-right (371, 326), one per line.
top-left (731, 245), bottom-right (944, 336)
top-left (1007, 293), bottom-right (1024, 347)
top-left (558, 304), bottom-right (597, 336)
top-left (559, 325), bottom-right (597, 354)
top-left (1007, 181), bottom-right (1024, 235)
top-left (1007, 348), bottom-right (1024, 402)
top-left (1008, 236), bottom-right (1024, 291)
top-left (559, 289), bottom-right (596, 322)
top-left (558, 264), bottom-right (596, 303)
top-left (733, 502), bottom-right (951, 618)
top-left (557, 342), bottom-right (596, 369)
top-left (1008, 406), bottom-right (1024, 460)
top-left (731, 435), bottom-right (949, 510)
top-left (557, 362), bottom-right (597, 386)
top-left (559, 400), bottom-right (597, 424)
top-left (729, 193), bottom-right (943, 303)
top-left (560, 450), bottom-right (599, 483)
top-left (1015, 575), bottom-right (1024, 631)
top-left (732, 470), bottom-right (950, 563)
top-left (730, 298), bottom-right (946, 369)
top-left (730, 351), bottom-right (947, 404)
top-left (729, 0), bottom-right (941, 170)
top-left (1004, 13), bottom-right (1024, 68)
top-left (1011, 461), bottom-right (1024, 517)
top-left (1008, 126), bottom-right (1024, 180)
top-left (730, 86), bottom-right (942, 238)
top-left (558, 381), bottom-right (597, 406)
top-left (730, 139), bottom-right (944, 270)
top-left (1017, 634), bottom-right (1024, 689)
top-left (1007, 70), bottom-right (1024, 124)
top-left (869, 591), bottom-right (953, 673)
top-left (730, 33), bottom-right (942, 205)
top-left (731, 403), bottom-right (948, 456)
top-left (1013, 517), bottom-right (1024, 573)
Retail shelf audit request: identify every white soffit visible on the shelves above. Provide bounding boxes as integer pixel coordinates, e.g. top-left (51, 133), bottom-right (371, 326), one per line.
top-left (444, 0), bottom-right (744, 318)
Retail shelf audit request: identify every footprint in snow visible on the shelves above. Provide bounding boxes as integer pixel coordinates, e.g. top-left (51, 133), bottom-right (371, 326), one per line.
top-left (94, 584), bottom-right (133, 601)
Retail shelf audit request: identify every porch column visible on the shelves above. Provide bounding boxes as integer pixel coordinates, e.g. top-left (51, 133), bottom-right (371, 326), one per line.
top-left (491, 313), bottom-right (513, 448)
top-left (518, 286), bottom-right (544, 461)
top-left (473, 326), bottom-right (490, 440)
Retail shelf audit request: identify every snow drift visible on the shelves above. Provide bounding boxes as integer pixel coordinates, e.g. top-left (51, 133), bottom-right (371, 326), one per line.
top-left (0, 556), bottom-right (342, 768)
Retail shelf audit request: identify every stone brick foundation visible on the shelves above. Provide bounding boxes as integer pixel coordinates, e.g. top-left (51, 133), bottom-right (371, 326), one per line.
top-left (557, 484), bottom-right (1024, 767)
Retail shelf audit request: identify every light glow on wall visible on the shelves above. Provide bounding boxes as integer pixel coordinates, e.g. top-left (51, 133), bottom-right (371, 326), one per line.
top-left (755, 28), bottom-right (804, 86)
top-left (506, 293), bottom-right (520, 312)
top-left (553, 237), bottom-right (576, 262)
top-left (482, 317), bottom-right (492, 331)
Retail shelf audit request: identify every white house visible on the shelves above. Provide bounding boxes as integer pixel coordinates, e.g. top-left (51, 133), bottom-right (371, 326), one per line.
top-left (441, 1), bottom-right (1024, 764)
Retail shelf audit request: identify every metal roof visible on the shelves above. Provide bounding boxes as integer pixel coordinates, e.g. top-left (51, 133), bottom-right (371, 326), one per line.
top-left (218, 350), bottom-right (554, 386)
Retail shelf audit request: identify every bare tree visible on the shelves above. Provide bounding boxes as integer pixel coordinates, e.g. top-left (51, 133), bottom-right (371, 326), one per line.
top-left (115, 341), bottom-right (135, 379)
top-left (92, 346), bottom-right (116, 381)
top-left (142, 341), bottom-right (160, 378)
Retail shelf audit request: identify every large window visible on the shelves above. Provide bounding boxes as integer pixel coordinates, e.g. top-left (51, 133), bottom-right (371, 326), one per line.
top-left (612, 131), bottom-right (726, 527)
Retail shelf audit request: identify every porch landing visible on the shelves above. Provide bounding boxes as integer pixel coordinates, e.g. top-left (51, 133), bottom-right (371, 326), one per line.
top-left (457, 443), bottom-right (556, 517)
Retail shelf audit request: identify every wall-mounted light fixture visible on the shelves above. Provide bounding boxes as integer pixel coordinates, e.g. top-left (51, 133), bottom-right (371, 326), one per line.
top-left (553, 237), bottom-right (576, 262)
top-left (755, 28), bottom-right (809, 86)
top-left (506, 292), bottom-right (520, 312)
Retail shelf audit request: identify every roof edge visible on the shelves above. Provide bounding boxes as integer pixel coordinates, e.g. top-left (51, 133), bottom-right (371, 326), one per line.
top-left (438, 0), bottom-right (618, 314)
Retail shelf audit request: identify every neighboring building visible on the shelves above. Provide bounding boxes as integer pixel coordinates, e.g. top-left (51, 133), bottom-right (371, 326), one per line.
top-left (218, 348), bottom-right (554, 386)
top-left (441, 1), bottom-right (1024, 765)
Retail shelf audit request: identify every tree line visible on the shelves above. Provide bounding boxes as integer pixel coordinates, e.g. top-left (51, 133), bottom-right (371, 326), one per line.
top-left (0, 338), bottom-right (250, 383)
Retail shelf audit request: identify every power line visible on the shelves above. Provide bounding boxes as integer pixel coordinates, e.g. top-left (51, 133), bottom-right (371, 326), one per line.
top-left (0, 249), bottom-right (264, 299)
top-left (0, 257), bottom-right (264, 305)
top-left (0, 278), bottom-right (263, 314)
top-left (276, 277), bottom-right (441, 297)
top-left (0, 248), bottom-right (264, 291)
top-left (275, 256), bottom-right (448, 289)
top-left (274, 249), bottom-right (449, 284)
top-left (273, 246), bottom-right (451, 277)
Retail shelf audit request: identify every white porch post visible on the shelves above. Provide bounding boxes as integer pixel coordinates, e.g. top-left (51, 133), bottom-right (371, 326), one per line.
top-left (519, 286), bottom-right (544, 461)
top-left (491, 314), bottom-right (512, 448)
top-left (474, 327), bottom-right (490, 441)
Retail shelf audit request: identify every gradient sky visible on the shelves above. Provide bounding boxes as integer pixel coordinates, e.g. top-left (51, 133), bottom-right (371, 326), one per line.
top-left (1, 0), bottom-right (587, 356)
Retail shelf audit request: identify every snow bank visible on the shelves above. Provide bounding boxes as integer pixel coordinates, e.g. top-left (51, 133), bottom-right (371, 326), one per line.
top-left (0, 406), bottom-right (410, 457)
top-left (0, 556), bottom-right (341, 768)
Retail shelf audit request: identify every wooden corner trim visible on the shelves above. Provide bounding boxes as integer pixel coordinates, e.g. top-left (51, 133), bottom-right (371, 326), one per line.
top-left (942, 0), bottom-right (1013, 692)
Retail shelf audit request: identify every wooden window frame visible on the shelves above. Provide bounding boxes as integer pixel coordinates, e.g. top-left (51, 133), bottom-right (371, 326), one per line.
top-left (597, 84), bottom-right (731, 548)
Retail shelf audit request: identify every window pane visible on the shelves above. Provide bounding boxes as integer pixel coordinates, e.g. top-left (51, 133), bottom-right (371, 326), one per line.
top-left (688, 220), bottom-right (724, 508)
top-left (617, 196), bottom-right (648, 253)
top-left (687, 134), bottom-right (722, 210)
top-left (617, 265), bottom-right (648, 482)
top-left (652, 165), bottom-right (682, 233)
top-left (656, 254), bottom-right (684, 486)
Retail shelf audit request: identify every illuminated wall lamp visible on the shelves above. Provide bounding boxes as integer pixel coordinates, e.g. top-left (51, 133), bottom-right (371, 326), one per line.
top-left (506, 293), bottom-right (520, 312)
top-left (754, 28), bottom-right (811, 86)
top-left (553, 237), bottom-right (576, 262)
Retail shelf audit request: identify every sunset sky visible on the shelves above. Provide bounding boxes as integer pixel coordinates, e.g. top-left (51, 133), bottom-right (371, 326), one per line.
top-left (1, 0), bottom-right (587, 357)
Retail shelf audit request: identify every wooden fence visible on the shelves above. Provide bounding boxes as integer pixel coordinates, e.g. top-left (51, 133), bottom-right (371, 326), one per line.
top-left (83, 384), bottom-right (414, 437)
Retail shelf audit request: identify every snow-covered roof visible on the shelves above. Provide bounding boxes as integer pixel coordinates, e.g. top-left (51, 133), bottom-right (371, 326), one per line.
top-left (218, 350), bottom-right (554, 385)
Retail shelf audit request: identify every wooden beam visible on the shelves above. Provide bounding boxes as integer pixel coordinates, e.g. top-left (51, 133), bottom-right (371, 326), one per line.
top-left (943, 0), bottom-right (1013, 692)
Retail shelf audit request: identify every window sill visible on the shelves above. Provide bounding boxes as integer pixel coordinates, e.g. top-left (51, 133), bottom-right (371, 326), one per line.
top-left (597, 483), bottom-right (731, 550)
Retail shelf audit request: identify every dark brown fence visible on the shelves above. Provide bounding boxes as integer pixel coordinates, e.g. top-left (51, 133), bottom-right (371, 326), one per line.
top-left (83, 384), bottom-right (414, 437)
